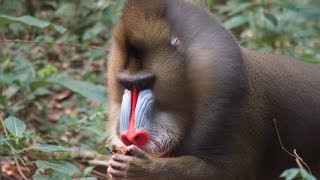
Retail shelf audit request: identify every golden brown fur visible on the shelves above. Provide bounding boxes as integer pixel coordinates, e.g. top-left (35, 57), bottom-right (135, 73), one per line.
top-left (106, 0), bottom-right (320, 179)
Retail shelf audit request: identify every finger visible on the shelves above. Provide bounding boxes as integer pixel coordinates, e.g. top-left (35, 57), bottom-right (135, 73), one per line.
top-left (108, 159), bottom-right (126, 170)
top-left (127, 145), bottom-right (147, 157)
top-left (108, 166), bottom-right (126, 178)
top-left (112, 154), bottom-right (133, 163)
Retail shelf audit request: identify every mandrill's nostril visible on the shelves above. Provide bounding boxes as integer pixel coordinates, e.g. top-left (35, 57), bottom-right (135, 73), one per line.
top-left (134, 135), bottom-right (140, 142)
top-left (120, 134), bottom-right (132, 146)
top-left (120, 130), bottom-right (149, 148)
top-left (132, 131), bottom-right (149, 147)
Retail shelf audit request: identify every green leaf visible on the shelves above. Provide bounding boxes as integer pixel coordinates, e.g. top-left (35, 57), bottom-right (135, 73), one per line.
top-left (37, 64), bottom-right (58, 78)
top-left (33, 172), bottom-right (72, 180)
top-left (0, 137), bottom-right (11, 148)
top-left (223, 15), bottom-right (248, 29)
top-left (228, 2), bottom-right (253, 16)
top-left (0, 15), bottom-right (49, 27)
top-left (47, 75), bottom-right (107, 104)
top-left (299, 169), bottom-right (317, 180)
top-left (0, 15), bottom-right (66, 33)
top-left (83, 166), bottom-right (95, 177)
top-left (4, 116), bottom-right (26, 138)
top-left (26, 144), bottom-right (70, 152)
top-left (35, 160), bottom-right (81, 175)
top-left (280, 168), bottom-right (316, 180)
top-left (264, 13), bottom-right (278, 26)
top-left (280, 168), bottom-right (299, 180)
top-left (0, 95), bottom-right (7, 106)
top-left (51, 171), bottom-right (72, 180)
top-left (0, 137), bottom-right (19, 152)
top-left (48, 24), bottom-right (67, 34)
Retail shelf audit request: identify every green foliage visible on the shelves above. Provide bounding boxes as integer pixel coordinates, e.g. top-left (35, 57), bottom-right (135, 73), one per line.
top-left (35, 160), bottom-right (81, 175)
top-left (1, 111), bottom-right (107, 178)
top-left (0, 0), bottom-right (123, 178)
top-left (281, 168), bottom-right (316, 180)
top-left (213, 0), bottom-right (320, 63)
top-left (26, 144), bottom-right (70, 152)
top-left (33, 171), bottom-right (72, 180)
top-left (0, 15), bottom-right (66, 33)
top-left (4, 116), bottom-right (27, 138)
top-left (47, 75), bottom-right (107, 104)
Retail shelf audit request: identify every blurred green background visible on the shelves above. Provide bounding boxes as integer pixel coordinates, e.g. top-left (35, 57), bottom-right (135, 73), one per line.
top-left (0, 0), bottom-right (319, 179)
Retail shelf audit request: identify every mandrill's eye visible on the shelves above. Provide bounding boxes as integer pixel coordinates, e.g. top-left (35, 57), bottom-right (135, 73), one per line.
top-left (170, 37), bottom-right (180, 48)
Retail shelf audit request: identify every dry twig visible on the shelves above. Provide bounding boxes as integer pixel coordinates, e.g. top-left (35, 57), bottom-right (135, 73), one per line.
top-left (273, 118), bottom-right (312, 174)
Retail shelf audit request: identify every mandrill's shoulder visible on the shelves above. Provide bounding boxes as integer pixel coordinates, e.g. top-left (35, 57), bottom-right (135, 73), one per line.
top-left (240, 47), bottom-right (320, 79)
top-left (240, 47), bottom-right (320, 112)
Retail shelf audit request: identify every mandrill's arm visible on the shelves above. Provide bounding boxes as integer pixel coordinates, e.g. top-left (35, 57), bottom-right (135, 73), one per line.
top-left (107, 145), bottom-right (251, 179)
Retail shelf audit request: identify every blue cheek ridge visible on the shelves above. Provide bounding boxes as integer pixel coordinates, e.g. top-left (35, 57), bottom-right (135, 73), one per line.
top-left (135, 89), bottom-right (154, 129)
top-left (119, 89), bottom-right (131, 133)
top-left (119, 89), bottom-right (154, 133)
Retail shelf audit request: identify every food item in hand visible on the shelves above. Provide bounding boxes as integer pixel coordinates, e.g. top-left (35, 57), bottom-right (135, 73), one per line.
top-left (111, 145), bottom-right (133, 156)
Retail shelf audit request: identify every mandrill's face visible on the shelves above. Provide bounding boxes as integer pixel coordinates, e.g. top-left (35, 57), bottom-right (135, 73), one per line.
top-left (106, 3), bottom-right (192, 157)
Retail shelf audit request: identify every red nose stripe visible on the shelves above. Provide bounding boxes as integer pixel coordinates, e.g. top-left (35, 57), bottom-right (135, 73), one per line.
top-left (128, 86), bottom-right (138, 134)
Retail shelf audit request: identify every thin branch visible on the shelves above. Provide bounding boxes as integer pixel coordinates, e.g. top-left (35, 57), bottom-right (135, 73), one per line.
top-left (0, 113), bottom-right (29, 180)
top-left (273, 119), bottom-right (295, 157)
top-left (0, 113), bottom-right (8, 136)
top-left (273, 118), bottom-right (312, 174)
top-left (293, 149), bottom-right (312, 174)
top-left (0, 39), bottom-right (108, 52)
top-left (87, 160), bottom-right (109, 167)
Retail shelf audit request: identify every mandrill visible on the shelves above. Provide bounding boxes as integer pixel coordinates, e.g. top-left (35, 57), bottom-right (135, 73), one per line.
top-left (106, 0), bottom-right (320, 179)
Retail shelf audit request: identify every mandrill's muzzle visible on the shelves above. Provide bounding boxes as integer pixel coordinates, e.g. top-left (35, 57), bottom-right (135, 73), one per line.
top-left (119, 86), bottom-right (154, 147)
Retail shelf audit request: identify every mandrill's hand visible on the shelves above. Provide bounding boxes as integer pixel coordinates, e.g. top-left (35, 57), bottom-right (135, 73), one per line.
top-left (107, 145), bottom-right (160, 179)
